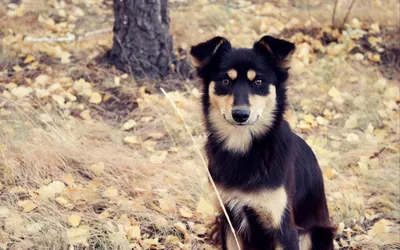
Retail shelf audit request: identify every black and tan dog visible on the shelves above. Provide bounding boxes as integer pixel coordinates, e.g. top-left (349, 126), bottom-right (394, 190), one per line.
top-left (190, 36), bottom-right (335, 250)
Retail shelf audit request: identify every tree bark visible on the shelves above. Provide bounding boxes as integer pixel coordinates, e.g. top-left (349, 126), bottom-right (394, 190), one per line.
top-left (108, 0), bottom-right (176, 80)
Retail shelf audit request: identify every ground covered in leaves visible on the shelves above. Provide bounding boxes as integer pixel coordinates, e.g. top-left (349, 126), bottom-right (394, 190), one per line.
top-left (0, 0), bottom-right (399, 249)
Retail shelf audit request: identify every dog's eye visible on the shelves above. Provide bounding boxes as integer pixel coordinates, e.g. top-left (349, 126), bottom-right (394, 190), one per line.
top-left (221, 79), bottom-right (230, 85)
top-left (254, 79), bottom-right (263, 86)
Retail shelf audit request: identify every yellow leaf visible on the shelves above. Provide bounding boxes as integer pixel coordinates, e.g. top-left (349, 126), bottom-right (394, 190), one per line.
top-left (323, 167), bottom-right (337, 180)
top-left (194, 224), bottom-right (207, 235)
top-left (346, 133), bottom-right (360, 144)
top-left (165, 235), bottom-right (180, 244)
top-left (67, 225), bottom-right (89, 245)
top-left (158, 198), bottom-right (176, 213)
top-left (114, 76), bottom-right (121, 86)
top-left (174, 222), bottom-right (187, 237)
top-left (123, 120), bottom-right (137, 130)
top-left (26, 222), bottom-right (42, 235)
top-left (196, 196), bottom-right (215, 216)
top-left (337, 222), bottom-right (345, 234)
top-left (368, 219), bottom-right (393, 236)
top-left (18, 200), bottom-right (37, 212)
top-left (370, 54), bottom-right (381, 63)
top-left (179, 206), bottom-right (193, 218)
top-left (90, 162), bottom-right (104, 176)
top-left (0, 207), bottom-right (11, 218)
top-left (123, 136), bottom-right (140, 145)
top-left (316, 116), bottom-right (328, 126)
top-left (68, 214), bottom-right (81, 227)
top-left (328, 86), bottom-right (341, 98)
top-left (11, 86), bottom-right (33, 98)
top-left (99, 211), bottom-right (111, 219)
top-left (55, 197), bottom-right (69, 206)
top-left (62, 174), bottom-right (75, 186)
top-left (89, 92), bottom-right (102, 104)
top-left (52, 94), bottom-right (65, 106)
top-left (103, 186), bottom-right (118, 198)
top-left (354, 53), bottom-right (364, 61)
top-left (303, 114), bottom-right (315, 124)
top-left (24, 54), bottom-right (36, 64)
top-left (126, 225), bottom-right (141, 240)
top-left (80, 110), bottom-right (91, 120)
top-left (344, 115), bottom-right (358, 129)
top-left (143, 238), bottom-right (159, 245)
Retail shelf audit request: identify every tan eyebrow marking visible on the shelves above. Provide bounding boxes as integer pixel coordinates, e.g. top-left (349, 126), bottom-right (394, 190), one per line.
top-left (227, 69), bottom-right (238, 80)
top-left (247, 70), bottom-right (256, 81)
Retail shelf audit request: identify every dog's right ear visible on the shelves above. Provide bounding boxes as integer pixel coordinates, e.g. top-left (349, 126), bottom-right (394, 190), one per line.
top-left (190, 36), bottom-right (231, 68)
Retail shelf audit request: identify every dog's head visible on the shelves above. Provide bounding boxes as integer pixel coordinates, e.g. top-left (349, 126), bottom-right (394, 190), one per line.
top-left (191, 36), bottom-right (295, 153)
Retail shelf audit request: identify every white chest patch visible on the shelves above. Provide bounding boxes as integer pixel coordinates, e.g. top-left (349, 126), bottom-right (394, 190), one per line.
top-left (216, 186), bottom-right (288, 230)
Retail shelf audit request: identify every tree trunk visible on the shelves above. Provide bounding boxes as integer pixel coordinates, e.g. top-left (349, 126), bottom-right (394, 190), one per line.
top-left (108, 0), bottom-right (176, 80)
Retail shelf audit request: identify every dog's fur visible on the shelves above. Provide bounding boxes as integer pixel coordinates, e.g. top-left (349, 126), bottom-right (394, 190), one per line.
top-left (190, 36), bottom-right (335, 250)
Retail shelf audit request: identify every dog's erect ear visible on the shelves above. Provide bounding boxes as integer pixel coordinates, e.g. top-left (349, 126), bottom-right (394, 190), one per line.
top-left (190, 36), bottom-right (231, 68)
top-left (253, 35), bottom-right (295, 67)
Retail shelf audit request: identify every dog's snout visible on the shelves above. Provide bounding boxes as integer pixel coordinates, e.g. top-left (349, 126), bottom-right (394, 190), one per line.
top-left (232, 108), bottom-right (250, 123)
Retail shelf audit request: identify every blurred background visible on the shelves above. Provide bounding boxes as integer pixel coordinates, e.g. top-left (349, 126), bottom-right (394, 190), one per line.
top-left (0, 0), bottom-right (399, 249)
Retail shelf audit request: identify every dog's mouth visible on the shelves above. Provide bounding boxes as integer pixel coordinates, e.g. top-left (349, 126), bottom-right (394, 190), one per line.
top-left (223, 114), bottom-right (260, 126)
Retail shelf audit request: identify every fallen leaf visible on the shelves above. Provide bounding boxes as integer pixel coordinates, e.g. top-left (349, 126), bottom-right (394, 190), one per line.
top-left (179, 206), bottom-right (193, 218)
top-left (143, 238), bottom-right (159, 245)
top-left (89, 92), bottom-right (102, 104)
top-left (103, 186), bottom-right (118, 198)
top-left (196, 196), bottom-right (215, 216)
top-left (174, 222), bottom-right (188, 238)
top-left (55, 197), bottom-right (69, 206)
top-left (24, 54), bottom-right (36, 64)
top-left (165, 235), bottom-right (180, 244)
top-left (0, 207), bottom-right (11, 218)
top-left (368, 219), bottom-right (392, 236)
top-left (62, 174), bottom-right (75, 186)
top-left (18, 200), bottom-right (37, 212)
top-left (123, 136), bottom-right (140, 145)
top-left (123, 120), bottom-right (137, 130)
top-left (344, 115), bottom-right (358, 129)
top-left (126, 225), bottom-right (141, 240)
top-left (52, 94), bottom-right (65, 106)
top-left (67, 225), bottom-right (89, 245)
top-left (90, 162), bottom-right (104, 176)
top-left (80, 110), bottom-right (91, 120)
top-left (11, 86), bottom-right (33, 98)
top-left (158, 198), bottom-right (176, 213)
top-left (346, 133), bottom-right (360, 144)
top-left (68, 214), bottom-right (81, 227)
top-left (194, 224), bottom-right (207, 235)
top-left (39, 113), bottom-right (53, 123)
top-left (26, 222), bottom-right (42, 235)
top-left (337, 222), bottom-right (345, 234)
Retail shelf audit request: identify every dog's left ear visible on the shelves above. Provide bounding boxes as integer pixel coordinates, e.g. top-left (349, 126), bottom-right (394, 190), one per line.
top-left (253, 35), bottom-right (295, 67)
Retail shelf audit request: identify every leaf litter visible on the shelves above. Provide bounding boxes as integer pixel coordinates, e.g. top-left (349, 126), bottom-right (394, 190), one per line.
top-left (0, 0), bottom-right (399, 249)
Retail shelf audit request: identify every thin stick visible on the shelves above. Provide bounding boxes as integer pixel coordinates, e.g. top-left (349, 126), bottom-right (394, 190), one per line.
top-left (341, 0), bottom-right (356, 29)
top-left (332, 0), bottom-right (339, 28)
top-left (160, 88), bottom-right (242, 250)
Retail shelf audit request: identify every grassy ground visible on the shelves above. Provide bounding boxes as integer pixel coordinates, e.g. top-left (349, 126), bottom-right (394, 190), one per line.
top-left (0, 0), bottom-right (399, 249)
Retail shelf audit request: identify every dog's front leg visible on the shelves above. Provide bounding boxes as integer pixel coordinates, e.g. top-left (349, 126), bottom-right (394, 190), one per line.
top-left (277, 212), bottom-right (299, 250)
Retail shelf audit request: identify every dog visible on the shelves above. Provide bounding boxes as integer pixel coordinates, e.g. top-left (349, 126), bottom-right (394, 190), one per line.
top-left (190, 36), bottom-right (335, 250)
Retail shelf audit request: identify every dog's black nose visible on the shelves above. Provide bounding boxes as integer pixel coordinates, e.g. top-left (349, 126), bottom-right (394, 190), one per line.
top-left (232, 109), bottom-right (250, 123)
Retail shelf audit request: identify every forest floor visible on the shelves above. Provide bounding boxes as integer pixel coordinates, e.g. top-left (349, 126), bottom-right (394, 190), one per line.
top-left (0, 0), bottom-right (399, 249)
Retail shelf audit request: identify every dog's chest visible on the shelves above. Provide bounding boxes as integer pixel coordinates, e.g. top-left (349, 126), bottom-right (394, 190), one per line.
top-left (217, 186), bottom-right (288, 230)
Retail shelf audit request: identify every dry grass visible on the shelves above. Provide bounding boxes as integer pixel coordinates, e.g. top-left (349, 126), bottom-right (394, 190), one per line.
top-left (0, 0), bottom-right (399, 249)
top-left (0, 98), bottom-right (207, 249)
